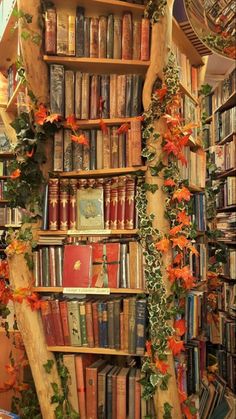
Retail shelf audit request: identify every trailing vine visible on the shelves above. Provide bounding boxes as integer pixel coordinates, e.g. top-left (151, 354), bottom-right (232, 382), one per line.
top-left (144, 0), bottom-right (168, 23)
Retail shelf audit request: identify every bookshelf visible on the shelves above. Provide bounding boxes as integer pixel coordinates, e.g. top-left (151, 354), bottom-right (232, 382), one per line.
top-left (47, 346), bottom-right (142, 356)
top-left (33, 287), bottom-right (146, 294)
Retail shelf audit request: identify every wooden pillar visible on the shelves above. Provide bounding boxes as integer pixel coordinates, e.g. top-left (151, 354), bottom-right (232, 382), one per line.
top-left (143, 2), bottom-right (182, 418)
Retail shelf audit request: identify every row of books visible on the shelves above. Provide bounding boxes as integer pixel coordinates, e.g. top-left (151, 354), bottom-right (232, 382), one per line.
top-left (45, 8), bottom-right (150, 61)
top-left (219, 312), bottom-right (236, 355)
top-left (222, 248), bottom-right (236, 279)
top-left (199, 375), bottom-right (235, 419)
top-left (201, 93), bottom-right (212, 119)
top-left (178, 147), bottom-right (206, 188)
top-left (45, 176), bottom-right (138, 231)
top-left (50, 65), bottom-right (143, 119)
top-left (34, 240), bottom-right (145, 289)
top-left (217, 349), bottom-right (236, 394)
top-left (0, 159), bottom-right (12, 176)
top-left (216, 177), bottom-right (236, 208)
top-left (0, 206), bottom-right (22, 226)
top-left (215, 107), bottom-right (236, 143)
top-left (213, 68), bottom-right (236, 110)
top-left (219, 282), bottom-right (236, 317)
top-left (53, 122), bottom-right (142, 172)
top-left (41, 296), bottom-right (147, 354)
top-left (190, 192), bottom-right (207, 232)
top-left (216, 211), bottom-right (236, 243)
top-left (203, 122), bottom-right (213, 148)
top-left (185, 290), bottom-right (207, 340)
top-left (209, 139), bottom-right (236, 172)
top-left (189, 243), bottom-right (207, 282)
top-left (172, 41), bottom-right (199, 97)
top-left (60, 354), bottom-right (152, 419)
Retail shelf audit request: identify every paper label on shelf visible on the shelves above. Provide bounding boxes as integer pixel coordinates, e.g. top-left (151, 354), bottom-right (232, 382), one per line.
top-left (67, 229), bottom-right (112, 235)
top-left (63, 287), bottom-right (111, 295)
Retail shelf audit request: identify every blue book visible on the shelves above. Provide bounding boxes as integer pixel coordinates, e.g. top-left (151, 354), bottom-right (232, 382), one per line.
top-left (0, 410), bottom-right (20, 418)
top-left (135, 298), bottom-right (147, 356)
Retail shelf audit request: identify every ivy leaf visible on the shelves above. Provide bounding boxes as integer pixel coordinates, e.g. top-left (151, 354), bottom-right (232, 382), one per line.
top-left (51, 382), bottom-right (59, 395)
top-left (43, 359), bottom-right (54, 373)
top-left (144, 183), bottom-right (159, 193)
top-left (150, 373), bottom-right (159, 388)
top-left (163, 402), bottom-right (173, 419)
top-left (141, 147), bottom-right (156, 162)
top-left (21, 30), bottom-right (31, 41)
top-left (160, 373), bottom-right (171, 390)
top-left (149, 161), bottom-right (166, 176)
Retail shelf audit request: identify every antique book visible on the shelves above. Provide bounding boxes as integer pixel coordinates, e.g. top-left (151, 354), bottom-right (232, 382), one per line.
top-left (84, 17), bottom-right (90, 57)
top-left (68, 15), bottom-right (76, 56)
top-left (120, 244), bottom-right (128, 288)
top-left (56, 13), bottom-right (68, 55)
top-left (55, 246), bottom-right (63, 287)
top-left (67, 299), bottom-right (82, 346)
top-left (140, 18), bottom-right (150, 61)
top-left (110, 74), bottom-right (117, 118)
top-left (59, 178), bottom-right (69, 231)
top-left (40, 299), bottom-right (56, 346)
top-left (100, 74), bottom-right (110, 119)
top-left (63, 244), bottom-right (92, 287)
top-left (75, 71), bottom-right (82, 119)
top-left (104, 178), bottom-right (111, 229)
top-left (65, 70), bottom-right (75, 118)
top-left (72, 141), bottom-right (83, 171)
top-left (63, 129), bottom-right (73, 172)
top-left (102, 129), bottom-right (111, 169)
top-left (122, 13), bottom-right (132, 60)
top-left (110, 177), bottom-right (118, 230)
top-left (92, 301), bottom-right (99, 347)
top-left (75, 7), bottom-right (85, 57)
top-left (125, 176), bottom-right (135, 229)
top-left (107, 366), bottom-right (120, 419)
top-left (81, 73), bottom-right (90, 119)
top-left (118, 133), bottom-right (126, 168)
top-left (75, 355), bottom-right (98, 419)
top-left (50, 299), bottom-right (65, 346)
top-left (59, 300), bottom-right (71, 345)
top-left (41, 183), bottom-right (49, 230)
top-left (86, 359), bottom-right (107, 419)
top-left (120, 311), bottom-right (124, 350)
top-left (129, 241), bottom-right (141, 289)
top-left (90, 17), bottom-right (99, 58)
top-left (135, 369), bottom-right (141, 419)
top-left (98, 16), bottom-right (107, 58)
top-left (130, 119), bottom-right (142, 166)
top-left (96, 130), bottom-right (103, 169)
top-left (116, 368), bottom-right (130, 419)
top-left (79, 301), bottom-right (88, 347)
top-left (42, 247), bottom-right (50, 287)
top-left (107, 300), bottom-right (115, 348)
top-left (131, 75), bottom-right (142, 116)
top-left (117, 75), bottom-right (126, 118)
top-left (117, 176), bottom-right (126, 229)
top-left (33, 251), bottom-right (40, 287)
top-left (45, 8), bottom-right (56, 55)
top-left (85, 300), bottom-right (95, 348)
top-left (82, 133), bottom-right (90, 170)
top-left (128, 297), bottom-right (136, 353)
top-left (107, 14), bottom-right (114, 59)
top-left (112, 368), bottom-right (120, 418)
top-left (114, 298), bottom-right (121, 349)
top-left (91, 242), bottom-right (120, 288)
top-left (98, 301), bottom-right (106, 347)
top-left (48, 178), bottom-right (59, 231)
top-left (49, 246), bottom-right (56, 287)
top-left (69, 179), bottom-right (77, 230)
top-left (50, 64), bottom-right (64, 115)
top-left (53, 130), bottom-right (63, 171)
top-left (132, 20), bottom-right (141, 60)
top-left (76, 187), bottom-right (104, 230)
top-left (98, 364), bottom-right (113, 418)
top-left (111, 126), bottom-right (119, 168)
top-left (90, 75), bottom-right (100, 120)
top-left (136, 298), bottom-right (147, 355)
top-left (113, 16), bottom-right (122, 59)
top-left (129, 368), bottom-right (136, 419)
top-left (125, 74), bottom-right (132, 117)
top-left (63, 355), bottom-right (79, 413)
top-left (126, 129), bottom-right (132, 167)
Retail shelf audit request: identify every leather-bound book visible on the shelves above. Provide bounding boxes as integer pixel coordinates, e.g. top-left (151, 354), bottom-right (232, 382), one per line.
top-left (98, 364), bottom-right (113, 418)
top-left (96, 130), bottom-right (103, 169)
top-left (120, 311), bottom-right (124, 350)
top-left (39, 249), bottom-right (43, 286)
top-left (82, 131), bottom-right (90, 170)
top-left (110, 74), bottom-right (117, 118)
top-left (90, 75), bottom-right (100, 120)
top-left (45, 8), bottom-right (56, 55)
top-left (42, 184), bottom-right (49, 230)
top-left (69, 179), bottom-right (77, 230)
top-left (63, 129), bottom-right (73, 171)
top-left (129, 241), bottom-right (139, 288)
top-left (59, 178), bottom-right (69, 231)
top-left (90, 17), bottom-right (99, 58)
top-left (49, 246), bottom-right (56, 287)
top-left (107, 366), bottom-right (120, 419)
top-left (117, 75), bottom-right (126, 118)
top-left (75, 71), bottom-right (82, 119)
top-left (110, 176), bottom-right (118, 229)
top-left (33, 251), bottom-right (40, 287)
top-left (141, 18), bottom-right (150, 61)
top-left (92, 300), bottom-right (99, 347)
top-left (77, 183), bottom-right (104, 230)
top-left (125, 74), bottom-right (132, 117)
top-left (72, 139), bottom-right (83, 171)
top-left (91, 242), bottom-right (120, 288)
top-left (63, 244), bottom-right (92, 287)
top-left (48, 178), bottom-right (59, 231)
top-left (81, 73), bottom-right (90, 119)
top-left (136, 298), bottom-right (146, 355)
top-left (123, 298), bottom-right (129, 351)
top-left (129, 368), bottom-right (136, 419)
top-left (100, 74), bottom-right (110, 119)
top-left (79, 301), bottom-right (88, 347)
top-left (98, 301), bottom-right (105, 347)
top-left (42, 247), bottom-right (50, 287)
top-left (107, 14), bottom-right (114, 58)
top-left (113, 16), bottom-right (122, 59)
top-left (50, 64), bottom-right (64, 116)
top-left (85, 300), bottom-right (95, 348)
top-left (98, 16), bottom-right (107, 58)
top-left (130, 119), bottom-right (142, 166)
top-left (116, 368), bottom-right (130, 419)
top-left (53, 130), bottom-right (63, 172)
top-left (125, 176), bottom-right (135, 229)
top-left (132, 20), bottom-right (141, 60)
top-left (67, 300), bottom-right (82, 346)
top-left (104, 178), bottom-right (111, 229)
top-left (122, 13), bottom-right (132, 60)
top-left (65, 70), bottom-right (75, 118)
top-left (63, 355), bottom-right (79, 414)
top-left (59, 300), bottom-right (71, 345)
top-left (50, 299), bottom-right (65, 346)
top-left (120, 243), bottom-right (128, 288)
top-left (128, 297), bottom-right (136, 353)
top-left (75, 7), bottom-right (85, 57)
top-left (57, 13), bottom-right (68, 55)
top-left (126, 129), bottom-right (132, 167)
top-left (131, 75), bottom-right (142, 116)
top-left (135, 369), bottom-right (141, 419)
top-left (84, 17), bottom-right (90, 57)
top-left (107, 300), bottom-right (115, 348)
top-left (89, 129), bottom-right (97, 170)
top-left (55, 246), bottom-right (63, 287)
top-left (68, 15), bottom-right (76, 56)
top-left (118, 133), bottom-right (126, 168)
top-left (111, 126), bottom-right (119, 168)
top-left (86, 359), bottom-right (107, 419)
top-left (102, 128), bottom-right (111, 169)
top-left (117, 176), bottom-right (126, 229)
top-left (114, 298), bottom-right (121, 349)
top-left (75, 355), bottom-right (98, 419)
top-left (41, 299), bottom-right (56, 346)
top-left (111, 368), bottom-right (120, 418)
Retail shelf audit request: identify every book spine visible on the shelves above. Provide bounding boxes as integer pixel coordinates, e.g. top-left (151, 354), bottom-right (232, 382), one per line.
top-left (75, 7), bottom-right (85, 57)
top-left (33, 251), bottom-right (40, 287)
top-left (117, 176), bottom-right (126, 229)
top-left (84, 17), bottom-right (90, 57)
top-left (120, 312), bottom-right (124, 350)
top-left (117, 75), bottom-right (126, 118)
top-left (63, 129), bottom-right (73, 171)
top-left (114, 299), bottom-right (121, 350)
top-left (96, 130), bottom-right (103, 169)
top-left (129, 369), bottom-right (136, 419)
top-left (54, 130), bottom-right (64, 171)
top-left (102, 302), bottom-right (108, 348)
top-left (118, 133), bottom-right (126, 168)
top-left (120, 244), bottom-right (128, 288)
top-left (49, 246), bottom-right (56, 287)
top-left (57, 13), bottom-right (68, 55)
top-left (110, 74), bottom-right (117, 118)
top-left (48, 178), bottom-right (59, 231)
top-left (107, 14), bottom-right (114, 58)
top-left (42, 184), bottom-right (49, 230)
top-left (68, 15), bottom-right (76, 56)
top-left (90, 129), bottom-right (97, 170)
top-left (104, 178), bottom-right (111, 229)
top-left (75, 356), bottom-right (86, 419)
top-left (45, 8), bottom-right (56, 55)
top-left (122, 13), bottom-right (132, 60)
top-left (132, 20), bottom-right (141, 60)
top-left (131, 74), bottom-right (142, 117)
top-left (111, 127), bottom-right (119, 168)
top-left (90, 75), bottom-right (100, 120)
top-left (69, 179), bottom-right (77, 230)
top-left (140, 18), bottom-right (150, 61)
top-left (59, 178), bottom-right (69, 231)
top-left (136, 299), bottom-right (147, 355)
top-left (63, 355), bottom-right (79, 413)
top-left (113, 16), bottom-right (122, 59)
top-left (126, 129), bottom-right (132, 167)
top-left (59, 301), bottom-right (71, 346)
top-left (102, 128), bottom-right (111, 169)
top-left (86, 367), bottom-right (98, 419)
top-left (50, 64), bottom-right (64, 116)
top-left (68, 301), bottom-right (82, 346)
top-left (72, 140), bottom-right (83, 171)
top-left (125, 176), bottom-right (135, 229)
top-left (125, 74), bottom-right (132, 117)
top-left (135, 370), bottom-right (141, 419)
top-left (92, 301), bottom-right (99, 347)
top-left (130, 119), bottom-right (142, 166)
top-left (128, 297), bottom-right (136, 354)
top-left (90, 17), bottom-right (99, 58)
top-left (81, 73), bottom-right (90, 119)
top-left (123, 299), bottom-right (129, 352)
top-left (51, 299), bottom-right (65, 346)
top-left (98, 301), bottom-right (104, 347)
top-left (110, 177), bottom-right (118, 230)
top-left (98, 16), bottom-right (107, 58)
top-left (79, 302), bottom-right (88, 347)
top-left (75, 71), bottom-right (82, 119)
top-left (85, 301), bottom-right (95, 348)
top-left (117, 372), bottom-right (127, 419)
top-left (82, 131), bottom-right (91, 170)
top-left (100, 74), bottom-right (110, 119)
top-left (107, 301), bottom-right (115, 349)
top-left (55, 246), bottom-right (63, 287)
top-left (41, 300), bottom-right (56, 346)
top-left (65, 70), bottom-right (75, 118)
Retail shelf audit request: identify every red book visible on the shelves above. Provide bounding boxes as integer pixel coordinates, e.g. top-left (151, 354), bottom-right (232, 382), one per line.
top-left (125, 176), bottom-right (135, 229)
top-left (85, 300), bottom-right (95, 348)
top-left (48, 178), bottom-right (59, 231)
top-left (59, 300), bottom-right (71, 345)
top-left (41, 300), bottom-right (56, 346)
top-left (59, 179), bottom-right (69, 231)
top-left (63, 244), bottom-right (92, 287)
top-left (50, 299), bottom-right (65, 346)
top-left (92, 301), bottom-right (99, 347)
top-left (86, 359), bottom-right (107, 419)
top-left (110, 177), bottom-right (118, 230)
top-left (104, 179), bottom-right (111, 229)
top-left (69, 179), bottom-right (77, 230)
top-left (140, 18), bottom-right (150, 61)
top-left (117, 176), bottom-right (126, 229)
top-left (116, 368), bottom-right (129, 419)
top-left (45, 8), bottom-right (56, 54)
top-left (91, 243), bottom-right (120, 288)
top-left (75, 354), bottom-right (98, 419)
top-left (122, 13), bottom-right (132, 60)
top-left (130, 120), bottom-right (142, 166)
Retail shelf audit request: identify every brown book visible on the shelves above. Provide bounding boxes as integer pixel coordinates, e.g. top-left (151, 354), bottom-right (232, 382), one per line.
top-left (111, 127), bottom-right (119, 168)
top-left (123, 298), bottom-right (129, 351)
top-left (33, 250), bottom-right (40, 287)
top-left (49, 246), bottom-right (56, 287)
top-left (50, 299), bottom-right (65, 346)
top-left (113, 16), bottom-right (122, 59)
top-left (125, 176), bottom-right (135, 229)
top-left (59, 300), bottom-right (71, 346)
top-left (128, 298), bottom-right (136, 354)
top-left (75, 355), bottom-right (98, 419)
top-left (141, 18), bottom-right (150, 61)
top-left (81, 73), bottom-right (90, 119)
top-left (63, 129), bottom-right (73, 172)
top-left (102, 128), bottom-right (111, 169)
top-left (69, 179), bottom-right (77, 230)
top-left (48, 178), bottom-right (59, 231)
top-left (40, 299), bottom-right (56, 346)
top-left (50, 64), bottom-right (64, 116)
top-left (90, 75), bottom-right (100, 119)
top-left (82, 132), bottom-right (90, 170)
top-left (45, 8), bottom-right (56, 54)
top-left (129, 242), bottom-right (140, 289)
top-left (117, 176), bottom-right (126, 230)
top-left (57, 13), bottom-right (68, 55)
top-left (111, 367), bottom-right (120, 418)
top-left (135, 369), bottom-right (141, 419)
top-left (120, 312), bottom-right (124, 350)
top-left (65, 70), bottom-right (75, 118)
top-left (72, 135), bottom-right (83, 170)
top-left (122, 13), bottom-right (132, 60)
top-left (59, 178), bottom-right (69, 231)
top-left (118, 133), bottom-right (126, 168)
top-left (110, 177), bottom-right (118, 230)
top-left (130, 119), bottom-right (142, 166)
top-left (132, 20), bottom-right (141, 60)
top-left (68, 15), bottom-right (76, 56)
top-left (63, 354), bottom-right (79, 414)
top-left (86, 359), bottom-right (107, 419)
top-left (98, 364), bottom-right (113, 418)
top-left (106, 14), bottom-right (114, 59)
top-left (126, 129), bottom-right (132, 167)
top-left (116, 368), bottom-right (129, 419)
top-left (104, 178), bottom-right (111, 229)
top-left (117, 75), bottom-right (126, 118)
top-left (75, 72), bottom-right (82, 119)
top-left (85, 300), bottom-right (95, 348)
top-left (92, 301), bottom-right (99, 347)
top-left (96, 130), bottom-right (103, 170)
top-left (90, 17), bottom-right (99, 58)
top-left (129, 368), bottom-right (136, 419)
top-left (54, 129), bottom-right (63, 172)
top-left (98, 16), bottom-right (107, 58)
top-left (84, 17), bottom-right (90, 57)
top-left (110, 74), bottom-right (117, 118)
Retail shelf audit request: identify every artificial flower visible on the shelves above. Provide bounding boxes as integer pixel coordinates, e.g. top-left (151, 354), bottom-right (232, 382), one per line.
top-left (44, 113), bottom-right (61, 124)
top-left (173, 187), bottom-right (191, 202)
top-left (10, 169), bottom-right (21, 179)
top-left (155, 359), bottom-right (169, 374)
top-left (116, 123), bottom-right (129, 134)
top-left (34, 104), bottom-right (47, 125)
top-left (71, 134), bottom-right (89, 146)
top-left (164, 179), bottom-right (176, 187)
top-left (171, 235), bottom-right (189, 249)
top-left (155, 238), bottom-right (170, 253)
top-left (174, 319), bottom-right (186, 336)
top-left (155, 85), bottom-right (167, 100)
top-left (66, 114), bottom-right (79, 130)
top-left (169, 224), bottom-right (183, 236)
top-left (168, 336), bottom-right (184, 355)
top-left (99, 119), bottom-right (108, 134)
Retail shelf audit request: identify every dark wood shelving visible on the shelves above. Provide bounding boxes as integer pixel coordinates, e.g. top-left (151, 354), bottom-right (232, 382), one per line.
top-left (57, 166), bottom-right (147, 178)
top-left (217, 132), bottom-right (235, 146)
top-left (214, 91), bottom-right (236, 114)
top-left (216, 205), bottom-right (236, 212)
top-left (216, 168), bottom-right (236, 179)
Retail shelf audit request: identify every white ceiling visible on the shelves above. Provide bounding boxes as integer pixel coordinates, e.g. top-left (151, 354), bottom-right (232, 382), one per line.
top-left (204, 53), bottom-right (235, 87)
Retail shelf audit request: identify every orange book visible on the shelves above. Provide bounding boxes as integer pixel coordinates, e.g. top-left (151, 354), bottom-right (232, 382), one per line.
top-left (85, 300), bottom-right (95, 348)
top-left (75, 354), bottom-right (98, 419)
top-left (116, 368), bottom-right (129, 419)
top-left (86, 359), bottom-right (107, 419)
top-left (141, 18), bottom-right (150, 61)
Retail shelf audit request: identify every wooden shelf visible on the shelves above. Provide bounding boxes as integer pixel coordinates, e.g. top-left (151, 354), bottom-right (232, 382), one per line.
top-left (0, 175), bottom-right (10, 179)
top-left (0, 152), bottom-right (15, 158)
top-left (189, 184), bottom-right (205, 193)
top-left (172, 18), bottom-right (203, 66)
top-left (38, 229), bottom-right (139, 236)
top-left (47, 345), bottom-right (142, 356)
top-left (43, 56), bottom-right (149, 74)
top-left (214, 91), bottom-right (236, 114)
top-left (6, 81), bottom-right (22, 113)
top-left (216, 168), bottom-right (236, 179)
top-left (33, 287), bottom-right (146, 294)
top-left (53, 0), bottom-right (145, 15)
top-left (0, 199), bottom-right (9, 203)
top-left (65, 117), bottom-right (144, 129)
top-left (57, 166), bottom-right (147, 178)
top-left (0, 0), bottom-right (18, 73)
top-left (216, 205), bottom-right (236, 212)
top-left (204, 115), bottom-right (212, 124)
top-left (219, 275), bottom-right (236, 283)
top-left (217, 132), bottom-right (235, 146)
top-left (179, 82), bottom-right (198, 105)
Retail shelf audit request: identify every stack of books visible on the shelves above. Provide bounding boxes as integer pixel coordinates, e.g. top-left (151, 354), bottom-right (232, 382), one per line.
top-left (172, 41), bottom-right (199, 96)
top-left (216, 177), bottom-right (236, 208)
top-left (209, 140), bottom-right (236, 172)
top-left (213, 68), bottom-right (236, 110)
top-left (178, 147), bottom-right (206, 188)
top-left (216, 211), bottom-right (236, 242)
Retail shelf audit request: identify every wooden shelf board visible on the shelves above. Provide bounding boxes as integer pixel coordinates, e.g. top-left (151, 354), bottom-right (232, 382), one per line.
top-left (0, 1), bottom-right (18, 74)
top-left (217, 132), bottom-right (236, 146)
top-left (214, 91), bottom-right (236, 114)
top-left (219, 275), bottom-right (236, 283)
top-left (6, 81), bottom-right (22, 113)
top-left (0, 176), bottom-right (10, 179)
top-left (43, 56), bottom-right (149, 74)
top-left (0, 199), bottom-right (10, 203)
top-left (0, 152), bottom-right (15, 158)
top-left (47, 345), bottom-right (142, 356)
top-left (189, 184), bottom-right (205, 193)
top-left (57, 166), bottom-right (147, 178)
top-left (204, 115), bottom-right (212, 124)
top-left (65, 117), bottom-right (144, 128)
top-left (33, 287), bottom-right (146, 294)
top-left (38, 229), bottom-right (139, 236)
top-left (53, 0), bottom-right (145, 14)
top-left (216, 168), bottom-right (236, 179)
top-left (179, 82), bottom-right (198, 104)
top-left (172, 18), bottom-right (203, 66)
top-left (216, 205), bottom-right (236, 212)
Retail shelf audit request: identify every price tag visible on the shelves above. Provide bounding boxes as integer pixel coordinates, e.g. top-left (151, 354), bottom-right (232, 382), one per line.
top-left (63, 287), bottom-right (111, 295)
top-left (67, 230), bottom-right (112, 235)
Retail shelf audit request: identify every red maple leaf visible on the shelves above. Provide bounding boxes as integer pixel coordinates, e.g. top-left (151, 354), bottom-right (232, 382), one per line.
top-left (71, 134), bottom-right (89, 146)
top-left (45, 113), bottom-right (61, 124)
top-left (66, 114), bottom-right (79, 130)
top-left (164, 179), bottom-right (176, 187)
top-left (155, 359), bottom-right (169, 374)
top-left (10, 169), bottom-right (21, 179)
top-left (168, 336), bottom-right (184, 356)
top-left (99, 119), bottom-right (108, 134)
top-left (155, 85), bottom-right (167, 101)
top-left (171, 235), bottom-right (189, 249)
top-left (116, 123), bottom-right (130, 135)
top-left (174, 319), bottom-right (186, 337)
top-left (163, 140), bottom-right (179, 156)
top-left (34, 104), bottom-right (47, 125)
top-left (173, 253), bottom-right (183, 265)
top-left (177, 210), bottom-right (190, 226)
top-left (146, 340), bottom-right (152, 357)
top-left (173, 187), bottom-right (191, 202)
top-left (169, 224), bottom-right (183, 236)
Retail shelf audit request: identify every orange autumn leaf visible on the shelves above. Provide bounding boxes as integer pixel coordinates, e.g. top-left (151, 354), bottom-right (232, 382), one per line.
top-left (173, 253), bottom-right (183, 265)
top-left (146, 340), bottom-right (152, 357)
top-left (177, 210), bottom-right (190, 226)
top-left (5, 364), bottom-right (15, 375)
top-left (155, 85), bottom-right (167, 101)
top-left (6, 239), bottom-right (28, 256)
top-left (163, 114), bottom-right (180, 126)
top-left (171, 235), bottom-right (189, 249)
top-left (71, 134), bottom-right (89, 146)
top-left (188, 245), bottom-right (199, 256)
top-left (155, 359), bottom-right (169, 375)
top-left (167, 265), bottom-right (195, 289)
top-left (179, 389), bottom-right (187, 404)
top-left (155, 238), bottom-right (170, 253)
top-left (34, 104), bottom-right (47, 125)
top-left (163, 140), bottom-right (179, 156)
top-left (173, 187), bottom-right (191, 202)
top-left (168, 336), bottom-right (184, 356)
top-left (10, 169), bottom-right (21, 179)
top-left (169, 224), bottom-right (183, 236)
top-left (182, 404), bottom-right (197, 419)
top-left (177, 152), bottom-right (188, 166)
top-left (136, 115), bottom-right (144, 121)
top-left (164, 179), bottom-right (176, 187)
top-left (174, 319), bottom-right (186, 337)
top-left (45, 113), bottom-right (61, 124)
top-left (66, 114), bottom-right (79, 130)
top-left (116, 123), bottom-right (129, 135)
top-left (99, 118), bottom-right (108, 134)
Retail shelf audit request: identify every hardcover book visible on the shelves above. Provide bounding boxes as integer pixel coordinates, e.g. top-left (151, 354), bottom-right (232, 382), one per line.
top-left (75, 7), bottom-right (85, 57)
top-left (63, 355), bottom-right (79, 413)
top-left (63, 244), bottom-right (92, 287)
top-left (86, 359), bottom-right (107, 419)
top-left (45, 8), bottom-right (56, 55)
top-left (76, 187), bottom-right (104, 230)
top-left (67, 300), bottom-right (82, 346)
top-left (65, 70), bottom-right (75, 118)
top-left (50, 65), bottom-right (64, 116)
top-left (91, 242), bottom-right (121, 288)
top-left (57, 13), bottom-right (68, 55)
top-left (63, 129), bottom-right (73, 172)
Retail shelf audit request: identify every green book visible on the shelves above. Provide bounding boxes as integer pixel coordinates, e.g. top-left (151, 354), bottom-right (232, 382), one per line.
top-left (67, 300), bottom-right (81, 346)
top-left (79, 301), bottom-right (88, 347)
